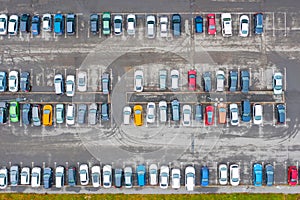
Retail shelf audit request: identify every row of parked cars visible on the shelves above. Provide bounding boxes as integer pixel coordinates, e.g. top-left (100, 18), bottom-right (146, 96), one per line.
top-left (134, 69), bottom-right (283, 94)
top-left (0, 102), bottom-right (109, 125)
top-left (128, 100), bottom-right (286, 126)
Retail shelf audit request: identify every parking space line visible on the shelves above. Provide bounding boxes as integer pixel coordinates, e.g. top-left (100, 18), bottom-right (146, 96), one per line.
top-left (284, 67), bottom-right (287, 91)
top-left (284, 12), bottom-right (287, 36)
top-left (76, 15), bottom-right (79, 39)
top-left (99, 68), bottom-right (102, 91)
top-left (272, 104), bottom-right (275, 126)
top-left (272, 12), bottom-right (275, 37)
top-left (42, 68), bottom-right (45, 86)
top-left (248, 67), bottom-right (252, 86)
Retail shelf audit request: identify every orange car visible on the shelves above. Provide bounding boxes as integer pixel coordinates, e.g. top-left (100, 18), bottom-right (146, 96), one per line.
top-left (134, 105), bottom-right (143, 126)
top-left (218, 103), bottom-right (227, 124)
top-left (43, 104), bottom-right (53, 126)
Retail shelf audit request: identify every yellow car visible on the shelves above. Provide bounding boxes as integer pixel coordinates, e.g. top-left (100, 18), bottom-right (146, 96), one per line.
top-left (43, 105), bottom-right (53, 126)
top-left (134, 105), bottom-right (143, 126)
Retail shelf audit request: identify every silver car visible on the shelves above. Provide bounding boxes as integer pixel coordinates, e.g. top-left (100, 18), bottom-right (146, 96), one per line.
top-left (171, 70), bottom-right (179, 91)
top-left (77, 71), bottom-right (87, 92)
top-left (124, 166), bottom-right (133, 188)
top-left (123, 106), bottom-right (131, 125)
top-left (88, 103), bottom-right (98, 125)
top-left (102, 72), bottom-right (110, 95)
top-left (77, 104), bottom-right (87, 124)
top-left (159, 70), bottom-right (167, 90)
top-left (10, 165), bottom-right (19, 186)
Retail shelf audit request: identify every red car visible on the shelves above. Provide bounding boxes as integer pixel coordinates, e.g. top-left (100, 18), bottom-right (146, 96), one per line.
top-left (207, 14), bottom-right (216, 35)
top-left (205, 105), bottom-right (214, 126)
top-left (188, 70), bottom-right (197, 91)
top-left (288, 166), bottom-right (298, 186)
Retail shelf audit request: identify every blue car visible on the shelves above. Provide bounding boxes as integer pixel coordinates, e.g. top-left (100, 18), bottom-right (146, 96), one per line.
top-left (277, 104), bottom-right (286, 124)
top-left (201, 166), bottom-right (209, 186)
top-left (31, 15), bottom-right (40, 36)
top-left (241, 70), bottom-right (249, 93)
top-left (171, 100), bottom-right (180, 121)
top-left (265, 164), bottom-right (274, 186)
top-left (195, 16), bottom-right (203, 33)
top-left (54, 14), bottom-right (64, 35)
top-left (229, 71), bottom-right (238, 92)
top-left (254, 13), bottom-right (263, 34)
top-left (137, 165), bottom-right (146, 187)
top-left (101, 103), bottom-right (109, 121)
top-left (43, 167), bottom-right (53, 189)
top-left (203, 72), bottom-right (211, 92)
top-left (253, 163), bottom-right (263, 186)
top-left (241, 100), bottom-right (251, 122)
top-left (195, 104), bottom-right (202, 121)
top-left (0, 71), bottom-right (7, 92)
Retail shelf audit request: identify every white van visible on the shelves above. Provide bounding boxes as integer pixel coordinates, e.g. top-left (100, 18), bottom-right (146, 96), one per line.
top-left (221, 13), bottom-right (232, 37)
top-left (54, 74), bottom-right (64, 94)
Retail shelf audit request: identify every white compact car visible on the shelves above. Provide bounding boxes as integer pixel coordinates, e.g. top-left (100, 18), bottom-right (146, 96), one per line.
top-left (55, 166), bottom-right (64, 188)
top-left (103, 165), bottom-right (112, 188)
top-left (182, 105), bottom-right (191, 126)
top-left (9, 70), bottom-right (19, 92)
top-left (123, 106), bottom-right (132, 125)
top-left (149, 164), bottom-right (158, 185)
top-left (0, 168), bottom-right (8, 189)
top-left (127, 14), bottom-right (136, 36)
top-left (171, 168), bottom-right (181, 189)
top-left (253, 104), bottom-right (263, 125)
top-left (230, 164), bottom-right (240, 186)
top-left (77, 71), bottom-right (87, 92)
top-left (66, 104), bottom-right (75, 125)
top-left (185, 166), bottom-right (195, 191)
top-left (31, 167), bottom-right (41, 187)
top-left (146, 102), bottom-right (156, 123)
top-left (160, 16), bottom-right (168, 37)
top-left (20, 167), bottom-right (30, 185)
top-left (114, 15), bottom-right (123, 35)
top-left (171, 69), bottom-right (179, 91)
top-left (0, 14), bottom-right (8, 35)
top-left (273, 72), bottom-right (283, 95)
top-left (79, 164), bottom-right (89, 186)
top-left (91, 166), bottom-right (101, 187)
top-left (42, 14), bottom-right (52, 31)
top-left (134, 70), bottom-right (144, 92)
top-left (216, 70), bottom-right (225, 92)
top-left (8, 15), bottom-right (18, 35)
top-left (66, 75), bottom-right (75, 96)
top-left (159, 101), bottom-right (167, 123)
top-left (239, 15), bottom-right (249, 37)
top-left (218, 164), bottom-right (228, 185)
top-left (146, 15), bottom-right (156, 38)
top-left (230, 103), bottom-right (239, 126)
top-left (159, 166), bottom-right (169, 189)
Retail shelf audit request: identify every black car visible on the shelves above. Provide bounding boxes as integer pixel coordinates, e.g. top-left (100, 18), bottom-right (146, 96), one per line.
top-left (68, 167), bottom-right (76, 186)
top-left (22, 104), bottom-right (31, 125)
top-left (172, 14), bottom-right (181, 37)
top-left (20, 72), bottom-right (30, 92)
top-left (90, 14), bottom-right (99, 34)
top-left (0, 102), bottom-right (8, 124)
top-left (20, 14), bottom-right (30, 33)
top-left (43, 167), bottom-right (53, 189)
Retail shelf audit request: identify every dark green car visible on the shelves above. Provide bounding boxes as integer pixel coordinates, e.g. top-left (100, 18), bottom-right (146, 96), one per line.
top-left (102, 12), bottom-right (111, 35)
top-left (9, 101), bottom-right (19, 122)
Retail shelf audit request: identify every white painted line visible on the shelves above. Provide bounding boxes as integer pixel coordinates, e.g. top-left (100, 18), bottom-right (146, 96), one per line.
top-left (76, 15), bottom-right (79, 39)
top-left (284, 12), bottom-right (287, 37)
top-left (284, 67), bottom-right (287, 91)
top-left (272, 12), bottom-right (275, 37)
top-left (272, 104), bottom-right (275, 126)
top-left (87, 20), bottom-right (90, 38)
top-left (42, 68), bottom-right (45, 86)
top-left (248, 67), bottom-right (252, 86)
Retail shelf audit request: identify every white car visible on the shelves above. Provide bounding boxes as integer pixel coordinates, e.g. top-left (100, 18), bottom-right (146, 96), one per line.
top-left (160, 166), bottom-right (169, 189)
top-left (20, 167), bottom-right (30, 185)
top-left (221, 13), bottom-right (232, 37)
top-left (216, 70), bottom-right (225, 92)
top-left (171, 168), bottom-right (181, 189)
top-left (239, 15), bottom-right (249, 37)
top-left (149, 164), bottom-right (158, 185)
top-left (123, 106), bottom-right (131, 125)
top-left (0, 14), bottom-right (8, 35)
top-left (273, 72), bottom-right (283, 95)
top-left (230, 164), bottom-right (240, 186)
top-left (66, 104), bottom-right (75, 125)
top-left (160, 16), bottom-right (168, 37)
top-left (127, 14), bottom-right (136, 36)
top-left (146, 15), bottom-right (156, 38)
top-left (91, 166), bottom-right (101, 187)
top-left (159, 101), bottom-right (167, 123)
top-left (77, 71), bottom-right (87, 92)
top-left (79, 164), bottom-right (89, 186)
top-left (229, 103), bottom-right (239, 126)
top-left (66, 75), bottom-right (75, 96)
top-left (124, 166), bottom-right (133, 188)
top-left (171, 69), bottom-right (179, 91)
top-left (0, 168), bottom-right (8, 189)
top-left (42, 14), bottom-right (52, 31)
top-left (31, 167), bottom-right (41, 187)
top-left (146, 102), bottom-right (156, 123)
top-left (114, 15), bottom-right (123, 35)
top-left (55, 166), bottom-right (64, 188)
top-left (185, 166), bottom-right (195, 191)
top-left (253, 104), bottom-right (263, 125)
top-left (8, 15), bottom-right (18, 35)
top-left (134, 70), bottom-right (143, 92)
top-left (218, 164), bottom-right (228, 185)
top-left (9, 70), bottom-right (19, 92)
top-left (182, 105), bottom-right (191, 126)
top-left (103, 165), bottom-right (112, 188)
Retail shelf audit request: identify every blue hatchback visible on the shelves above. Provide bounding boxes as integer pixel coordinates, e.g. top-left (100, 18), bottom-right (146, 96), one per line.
top-left (201, 166), bottom-right (209, 186)
top-left (31, 15), bottom-right (40, 36)
top-left (229, 71), bottom-right (238, 92)
top-left (241, 100), bottom-right (251, 122)
top-left (54, 14), bottom-right (64, 35)
top-left (277, 104), bottom-right (286, 124)
top-left (254, 13), bottom-right (263, 34)
top-left (137, 165), bottom-right (146, 187)
top-left (253, 163), bottom-right (263, 186)
top-left (241, 70), bottom-right (249, 93)
top-left (265, 164), bottom-right (274, 186)
top-left (195, 16), bottom-right (203, 33)
top-left (0, 72), bottom-right (7, 92)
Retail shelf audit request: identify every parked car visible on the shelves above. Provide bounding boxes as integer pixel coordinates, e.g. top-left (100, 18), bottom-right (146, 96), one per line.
top-left (79, 164), bottom-right (89, 186)
top-left (54, 14), bottom-right (64, 35)
top-left (160, 166), bottom-right (169, 189)
top-left (31, 15), bottom-right (40, 36)
top-left (20, 72), bottom-right (30, 92)
top-left (20, 167), bottom-right (30, 185)
top-left (137, 165), bottom-right (146, 187)
top-left (0, 102), bottom-right (8, 124)
top-left (230, 164), bottom-right (240, 186)
top-left (77, 71), bottom-right (87, 92)
top-left (146, 102), bottom-right (156, 123)
top-left (160, 16), bottom-right (168, 37)
top-left (277, 104), bottom-right (286, 124)
top-left (172, 14), bottom-right (181, 37)
top-left (90, 14), bottom-right (99, 34)
top-left (42, 14), bottom-right (52, 31)
top-left (20, 14), bottom-right (30, 33)
top-left (195, 16), bottom-right (203, 33)
top-left (218, 103), bottom-right (227, 124)
top-left (230, 103), bottom-right (239, 126)
top-left (66, 75), bottom-right (75, 97)
top-left (254, 13), bottom-right (264, 34)
top-left (241, 100), bottom-right (251, 122)
top-left (253, 104), bottom-right (263, 125)
top-left (91, 166), bottom-right (101, 187)
top-left (253, 163), bottom-right (263, 186)
top-left (9, 70), bottom-right (18, 92)
top-left (32, 104), bottom-right (41, 126)
top-left (102, 72), bottom-right (110, 94)
top-left (54, 74), bottom-right (64, 95)
top-left (265, 164), bottom-right (274, 186)
top-left (43, 167), bottom-right (53, 189)
top-left (66, 104), bottom-right (75, 125)
top-left (103, 165), bottom-right (112, 188)
top-left (171, 100), bottom-right (180, 121)
top-left (101, 103), bottom-right (109, 121)
top-left (114, 15), bottom-right (122, 35)
top-left (182, 105), bottom-right (191, 126)
top-left (77, 104), bottom-right (87, 124)
top-left (288, 166), bottom-right (298, 186)
top-left (123, 106), bottom-right (131, 125)
top-left (188, 70), bottom-right (197, 91)
top-left (0, 71), bottom-right (7, 92)
top-left (10, 165), bottom-right (19, 186)
top-left (273, 72), bottom-right (283, 95)
top-left (205, 105), bottom-right (214, 126)
top-left (115, 168), bottom-right (123, 188)
top-left (185, 166), bottom-right (195, 191)
top-left (207, 14), bottom-right (216, 35)
top-left (31, 167), bottom-right (41, 187)
top-left (146, 15), bottom-right (156, 38)
top-left (0, 14), bottom-right (8, 35)
top-left (239, 15), bottom-right (249, 37)
top-left (171, 69), bottom-right (179, 91)
top-left (159, 101), bottom-right (167, 123)
top-left (159, 70), bottom-right (167, 90)
top-left (218, 164), bottom-right (228, 185)
top-left (195, 104), bottom-right (203, 121)
top-left (134, 70), bottom-right (143, 92)
top-left (0, 168), bottom-right (8, 189)
top-left (42, 104), bottom-right (53, 126)
top-left (68, 166), bottom-right (76, 186)
top-left (88, 103), bottom-right (98, 125)
top-left (127, 14), bottom-right (136, 35)
top-left (201, 166), bottom-right (209, 186)
top-left (203, 72), bottom-right (212, 92)
top-left (171, 168), bottom-right (181, 189)
top-left (102, 12), bottom-right (111, 35)
top-left (241, 70), bottom-right (249, 93)
top-left (149, 164), bottom-right (158, 185)
top-left (55, 166), bottom-right (64, 188)
top-left (9, 101), bottom-right (19, 123)
top-left (8, 15), bottom-right (18, 35)
top-left (229, 70), bottom-right (238, 92)
top-left (216, 70), bottom-right (225, 92)
top-left (55, 104), bottom-right (64, 124)
top-left (66, 13), bottom-right (76, 35)
top-left (221, 13), bottom-right (232, 37)
top-left (133, 105), bottom-right (143, 126)
top-left (124, 167), bottom-right (133, 188)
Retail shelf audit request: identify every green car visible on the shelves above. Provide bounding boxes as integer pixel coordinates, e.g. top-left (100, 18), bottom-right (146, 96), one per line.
top-left (9, 101), bottom-right (19, 122)
top-left (102, 12), bottom-right (111, 35)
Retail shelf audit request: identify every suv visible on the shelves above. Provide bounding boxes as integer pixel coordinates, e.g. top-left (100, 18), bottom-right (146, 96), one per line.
top-left (171, 100), bottom-right (180, 121)
top-left (20, 14), bottom-right (30, 33)
top-left (241, 100), bottom-right (251, 122)
top-left (43, 167), bottom-right (52, 189)
top-left (115, 168), bottom-right (123, 188)
top-left (54, 74), bottom-right (64, 95)
top-left (101, 103), bottom-right (109, 121)
top-left (66, 14), bottom-right (76, 35)
top-left (88, 103), bottom-right (98, 125)
top-left (277, 104), bottom-right (286, 124)
top-left (90, 14), bottom-right (99, 34)
top-left (102, 72), bottom-right (110, 94)
top-left (172, 14), bottom-right (181, 37)
top-left (229, 70), bottom-right (238, 92)
top-left (77, 104), bottom-right (87, 124)
top-left (146, 15), bottom-right (156, 38)
top-left (159, 70), bottom-right (167, 90)
top-left (54, 14), bottom-right (64, 35)
top-left (241, 70), bottom-right (249, 93)
top-left (22, 103), bottom-right (31, 125)
top-left (221, 13), bottom-right (232, 37)
top-left (195, 104), bottom-right (202, 121)
top-left (102, 12), bottom-right (111, 35)
top-left (254, 13), bottom-right (263, 34)
top-left (137, 165), bottom-right (146, 187)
